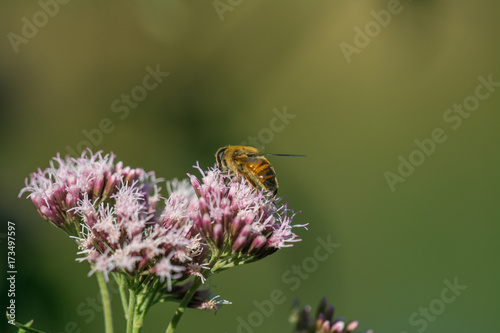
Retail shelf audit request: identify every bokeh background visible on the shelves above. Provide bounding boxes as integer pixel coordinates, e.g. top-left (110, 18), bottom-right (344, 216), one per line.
top-left (1, 1), bottom-right (499, 332)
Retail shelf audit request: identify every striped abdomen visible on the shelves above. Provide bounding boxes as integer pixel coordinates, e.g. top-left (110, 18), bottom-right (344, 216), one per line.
top-left (244, 157), bottom-right (278, 195)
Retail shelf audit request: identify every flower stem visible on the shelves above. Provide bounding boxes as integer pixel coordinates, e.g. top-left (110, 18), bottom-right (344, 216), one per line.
top-left (134, 278), bottom-right (158, 331)
top-left (164, 277), bottom-right (203, 333)
top-left (96, 271), bottom-right (114, 333)
top-left (114, 274), bottom-right (129, 317)
top-left (126, 286), bottom-right (137, 333)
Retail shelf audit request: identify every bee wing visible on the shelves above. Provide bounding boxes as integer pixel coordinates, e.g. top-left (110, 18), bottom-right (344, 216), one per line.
top-left (263, 153), bottom-right (306, 157)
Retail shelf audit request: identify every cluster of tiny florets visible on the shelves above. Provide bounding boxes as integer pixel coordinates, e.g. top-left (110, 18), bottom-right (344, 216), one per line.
top-left (72, 184), bottom-right (193, 287)
top-left (20, 150), bottom-right (306, 300)
top-left (18, 150), bottom-right (158, 235)
top-left (187, 164), bottom-right (305, 268)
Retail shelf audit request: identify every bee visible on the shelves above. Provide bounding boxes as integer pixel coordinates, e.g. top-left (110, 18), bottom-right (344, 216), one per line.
top-left (215, 145), bottom-right (305, 195)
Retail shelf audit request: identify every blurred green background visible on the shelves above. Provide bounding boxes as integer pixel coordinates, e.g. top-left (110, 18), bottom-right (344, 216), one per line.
top-left (1, 1), bottom-right (499, 332)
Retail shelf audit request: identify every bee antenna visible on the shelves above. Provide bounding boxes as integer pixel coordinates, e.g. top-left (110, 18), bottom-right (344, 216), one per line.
top-left (263, 153), bottom-right (307, 157)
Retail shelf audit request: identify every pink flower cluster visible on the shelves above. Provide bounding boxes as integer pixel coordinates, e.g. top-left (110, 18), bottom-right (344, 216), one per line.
top-left (188, 164), bottom-right (304, 269)
top-left (20, 150), bottom-right (305, 297)
top-left (18, 150), bottom-right (158, 234)
top-left (72, 183), bottom-right (191, 288)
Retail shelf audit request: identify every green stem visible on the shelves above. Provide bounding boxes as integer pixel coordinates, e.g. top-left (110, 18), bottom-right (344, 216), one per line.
top-left (132, 289), bottom-right (147, 333)
top-left (134, 279), bottom-right (158, 331)
top-left (96, 272), bottom-right (114, 333)
top-left (114, 274), bottom-right (129, 317)
top-left (132, 295), bottom-right (144, 333)
top-left (164, 277), bottom-right (203, 333)
top-left (126, 286), bottom-right (137, 333)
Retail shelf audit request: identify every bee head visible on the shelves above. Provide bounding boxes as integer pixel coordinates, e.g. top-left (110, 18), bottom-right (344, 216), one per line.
top-left (215, 147), bottom-right (228, 169)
